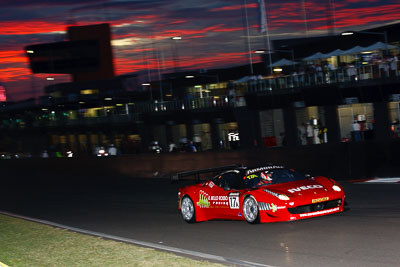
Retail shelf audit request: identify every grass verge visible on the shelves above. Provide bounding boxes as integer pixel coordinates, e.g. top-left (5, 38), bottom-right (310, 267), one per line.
top-left (0, 214), bottom-right (225, 267)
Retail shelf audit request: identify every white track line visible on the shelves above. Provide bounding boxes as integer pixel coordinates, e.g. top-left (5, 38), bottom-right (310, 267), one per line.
top-left (362, 177), bottom-right (400, 183)
top-left (0, 211), bottom-right (274, 267)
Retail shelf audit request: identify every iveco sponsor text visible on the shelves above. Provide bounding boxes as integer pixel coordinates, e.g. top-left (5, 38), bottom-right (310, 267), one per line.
top-left (288, 185), bottom-right (323, 193)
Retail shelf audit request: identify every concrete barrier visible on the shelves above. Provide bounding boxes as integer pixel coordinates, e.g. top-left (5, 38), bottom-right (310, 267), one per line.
top-left (1, 140), bottom-right (400, 182)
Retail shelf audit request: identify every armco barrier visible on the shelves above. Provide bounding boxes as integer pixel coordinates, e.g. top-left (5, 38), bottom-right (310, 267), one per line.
top-left (1, 140), bottom-right (400, 182)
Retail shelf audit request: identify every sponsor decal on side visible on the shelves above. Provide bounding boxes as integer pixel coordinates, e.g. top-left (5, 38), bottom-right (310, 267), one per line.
top-left (299, 207), bottom-right (340, 218)
top-left (197, 190), bottom-right (210, 208)
top-left (208, 181), bottom-right (215, 188)
top-left (208, 194), bottom-right (230, 207)
top-left (210, 196), bottom-right (228, 201)
top-left (197, 191), bottom-right (241, 208)
top-left (288, 185), bottom-right (323, 194)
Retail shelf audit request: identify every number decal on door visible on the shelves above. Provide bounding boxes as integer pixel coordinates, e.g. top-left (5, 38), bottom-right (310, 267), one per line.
top-left (229, 195), bottom-right (239, 209)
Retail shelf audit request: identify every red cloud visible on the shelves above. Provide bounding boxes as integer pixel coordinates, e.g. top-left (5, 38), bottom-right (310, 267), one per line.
top-left (114, 50), bottom-right (259, 76)
top-left (164, 24), bottom-right (224, 36)
top-left (0, 21), bottom-right (67, 35)
top-left (214, 27), bottom-right (244, 33)
top-left (262, 2), bottom-right (400, 32)
top-left (0, 50), bottom-right (27, 63)
top-left (210, 3), bottom-right (257, 12)
top-left (314, 4), bottom-right (400, 30)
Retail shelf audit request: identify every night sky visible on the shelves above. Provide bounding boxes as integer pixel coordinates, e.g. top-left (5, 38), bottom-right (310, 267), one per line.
top-left (0, 0), bottom-right (399, 101)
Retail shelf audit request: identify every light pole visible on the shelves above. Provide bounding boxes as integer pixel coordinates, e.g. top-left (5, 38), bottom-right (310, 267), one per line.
top-left (142, 83), bottom-right (152, 101)
top-left (300, 0), bottom-right (308, 35)
top-left (255, 49), bottom-right (273, 75)
top-left (171, 36), bottom-right (182, 73)
top-left (155, 48), bottom-right (163, 102)
top-left (151, 36), bottom-right (182, 102)
top-left (243, 0), bottom-right (254, 74)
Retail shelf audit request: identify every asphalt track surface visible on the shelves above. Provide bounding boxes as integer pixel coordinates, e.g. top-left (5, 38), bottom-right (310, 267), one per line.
top-left (1, 174), bottom-right (400, 267)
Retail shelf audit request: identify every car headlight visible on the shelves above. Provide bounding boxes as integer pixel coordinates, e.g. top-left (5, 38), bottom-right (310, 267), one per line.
top-left (264, 189), bottom-right (290, 200)
top-left (278, 194), bottom-right (290, 200)
top-left (332, 185), bottom-right (342, 192)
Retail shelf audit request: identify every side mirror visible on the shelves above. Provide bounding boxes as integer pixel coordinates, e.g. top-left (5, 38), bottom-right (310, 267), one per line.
top-left (224, 185), bottom-right (231, 191)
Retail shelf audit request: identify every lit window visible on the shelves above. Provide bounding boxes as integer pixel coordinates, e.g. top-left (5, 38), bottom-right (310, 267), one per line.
top-left (80, 89), bottom-right (99, 95)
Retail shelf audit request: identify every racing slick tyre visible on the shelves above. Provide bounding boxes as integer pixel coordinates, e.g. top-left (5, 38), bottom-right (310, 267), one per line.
top-left (243, 196), bottom-right (260, 224)
top-left (181, 196), bottom-right (196, 223)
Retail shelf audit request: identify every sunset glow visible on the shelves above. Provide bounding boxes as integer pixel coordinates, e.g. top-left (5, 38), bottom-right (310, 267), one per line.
top-left (0, 0), bottom-right (399, 101)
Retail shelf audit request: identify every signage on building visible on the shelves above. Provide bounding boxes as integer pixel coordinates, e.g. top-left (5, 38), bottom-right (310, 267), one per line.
top-left (228, 132), bottom-right (240, 142)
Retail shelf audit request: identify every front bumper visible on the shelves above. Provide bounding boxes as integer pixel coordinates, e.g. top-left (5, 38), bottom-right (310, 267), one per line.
top-left (259, 197), bottom-right (345, 223)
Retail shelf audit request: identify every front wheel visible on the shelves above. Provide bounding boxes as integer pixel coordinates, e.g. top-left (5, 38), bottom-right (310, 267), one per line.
top-left (181, 196), bottom-right (196, 223)
top-left (243, 196), bottom-right (260, 224)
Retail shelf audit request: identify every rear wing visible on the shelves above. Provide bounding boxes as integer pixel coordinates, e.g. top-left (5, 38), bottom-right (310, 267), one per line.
top-left (171, 164), bottom-right (241, 183)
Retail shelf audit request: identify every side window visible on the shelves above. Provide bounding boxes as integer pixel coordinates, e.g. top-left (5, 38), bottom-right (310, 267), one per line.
top-left (223, 172), bottom-right (240, 190)
top-left (212, 174), bottom-right (225, 188)
top-left (212, 172), bottom-right (240, 189)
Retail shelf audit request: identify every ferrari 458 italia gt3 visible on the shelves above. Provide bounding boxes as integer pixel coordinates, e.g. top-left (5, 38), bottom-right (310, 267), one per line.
top-left (178, 165), bottom-right (345, 223)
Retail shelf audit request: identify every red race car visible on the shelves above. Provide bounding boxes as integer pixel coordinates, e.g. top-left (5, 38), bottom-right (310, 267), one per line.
top-left (178, 165), bottom-right (345, 223)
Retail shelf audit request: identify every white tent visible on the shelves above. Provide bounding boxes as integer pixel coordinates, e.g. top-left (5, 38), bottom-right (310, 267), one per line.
top-left (362, 41), bottom-right (397, 51)
top-left (302, 52), bottom-right (326, 61)
top-left (233, 75), bottom-right (263, 83)
top-left (269, 58), bottom-right (298, 67)
top-left (339, 46), bottom-right (365, 55)
top-left (320, 49), bottom-right (344, 58)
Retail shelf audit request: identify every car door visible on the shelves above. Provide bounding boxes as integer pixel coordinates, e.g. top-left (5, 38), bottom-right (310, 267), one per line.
top-left (209, 171), bottom-right (242, 219)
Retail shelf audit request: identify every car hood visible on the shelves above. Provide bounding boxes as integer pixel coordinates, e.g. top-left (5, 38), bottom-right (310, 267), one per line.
top-left (261, 178), bottom-right (330, 197)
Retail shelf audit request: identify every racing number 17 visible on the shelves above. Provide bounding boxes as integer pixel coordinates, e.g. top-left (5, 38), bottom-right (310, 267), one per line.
top-left (229, 196), bottom-right (239, 209)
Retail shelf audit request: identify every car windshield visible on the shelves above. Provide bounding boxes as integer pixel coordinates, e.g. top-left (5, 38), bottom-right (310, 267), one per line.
top-left (243, 168), bottom-right (307, 188)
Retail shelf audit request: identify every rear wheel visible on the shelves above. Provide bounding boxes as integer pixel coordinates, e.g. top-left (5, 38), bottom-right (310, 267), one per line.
top-left (181, 196), bottom-right (196, 223)
top-left (243, 196), bottom-right (260, 224)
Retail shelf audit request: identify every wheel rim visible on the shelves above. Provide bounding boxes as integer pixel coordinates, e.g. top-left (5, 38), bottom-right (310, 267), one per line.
top-left (243, 197), bottom-right (258, 222)
top-left (181, 197), bottom-right (194, 221)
